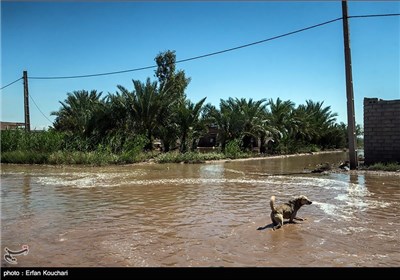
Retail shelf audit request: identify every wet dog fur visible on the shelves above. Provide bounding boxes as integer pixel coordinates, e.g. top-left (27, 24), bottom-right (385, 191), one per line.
top-left (270, 195), bottom-right (312, 230)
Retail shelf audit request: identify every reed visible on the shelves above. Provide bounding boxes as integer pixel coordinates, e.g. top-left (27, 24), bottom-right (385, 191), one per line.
top-left (366, 162), bottom-right (400, 172)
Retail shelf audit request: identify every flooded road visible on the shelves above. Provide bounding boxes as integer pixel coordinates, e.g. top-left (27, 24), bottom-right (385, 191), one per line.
top-left (1, 152), bottom-right (399, 267)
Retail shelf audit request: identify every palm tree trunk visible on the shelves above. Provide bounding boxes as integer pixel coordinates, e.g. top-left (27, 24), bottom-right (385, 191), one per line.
top-left (180, 132), bottom-right (187, 153)
top-left (145, 131), bottom-right (153, 151)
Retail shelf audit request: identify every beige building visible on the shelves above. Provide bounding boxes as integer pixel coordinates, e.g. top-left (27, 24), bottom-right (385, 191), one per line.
top-left (0, 121), bottom-right (25, 131)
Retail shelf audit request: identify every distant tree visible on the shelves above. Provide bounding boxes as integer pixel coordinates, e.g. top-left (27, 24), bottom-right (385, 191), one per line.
top-left (154, 50), bottom-right (193, 151)
top-left (154, 50), bottom-right (191, 99)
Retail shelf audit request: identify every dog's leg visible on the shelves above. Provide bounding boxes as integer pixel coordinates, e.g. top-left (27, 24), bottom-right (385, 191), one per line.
top-left (273, 223), bottom-right (282, 230)
top-left (272, 214), bottom-right (283, 230)
top-left (292, 211), bottom-right (306, 221)
top-left (289, 213), bottom-right (298, 224)
top-left (271, 213), bottom-right (278, 226)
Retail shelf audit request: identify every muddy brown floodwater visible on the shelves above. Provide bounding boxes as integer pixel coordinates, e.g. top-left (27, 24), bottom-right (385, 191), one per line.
top-left (1, 152), bottom-right (399, 267)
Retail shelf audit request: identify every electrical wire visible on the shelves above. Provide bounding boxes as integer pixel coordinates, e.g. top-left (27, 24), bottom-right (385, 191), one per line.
top-left (29, 65), bottom-right (157, 80)
top-left (29, 17), bottom-right (344, 80)
top-left (29, 95), bottom-right (53, 124)
top-left (23, 13), bottom-right (400, 81)
top-left (9, 13), bottom-right (400, 82)
top-left (348, 13), bottom-right (400, 19)
top-left (175, 17), bottom-right (344, 64)
top-left (3, 12), bottom-right (398, 128)
top-left (0, 77), bottom-right (23, 90)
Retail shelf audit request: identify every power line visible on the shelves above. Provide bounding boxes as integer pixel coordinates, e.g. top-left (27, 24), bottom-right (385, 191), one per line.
top-left (29, 17), bottom-right (343, 80)
top-left (348, 13), bottom-right (400, 19)
top-left (16, 12), bottom-right (400, 81)
top-left (0, 77), bottom-right (23, 90)
top-left (26, 13), bottom-right (400, 81)
top-left (3, 12), bottom-right (398, 127)
top-left (30, 65), bottom-right (157, 80)
top-left (29, 94), bottom-right (53, 124)
top-left (176, 17), bottom-right (344, 64)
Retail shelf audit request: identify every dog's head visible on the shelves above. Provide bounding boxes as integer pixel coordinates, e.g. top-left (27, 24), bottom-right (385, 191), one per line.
top-left (290, 195), bottom-right (312, 208)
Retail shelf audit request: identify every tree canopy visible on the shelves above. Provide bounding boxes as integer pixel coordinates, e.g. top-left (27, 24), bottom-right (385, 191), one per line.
top-left (51, 50), bottom-right (348, 155)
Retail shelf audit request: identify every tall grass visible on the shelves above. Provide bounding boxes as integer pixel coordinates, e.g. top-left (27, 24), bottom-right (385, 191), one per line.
top-left (1, 129), bottom-right (64, 153)
top-left (1, 130), bottom-right (150, 165)
top-left (155, 151), bottom-right (226, 163)
top-left (0, 129), bottom-right (344, 166)
top-left (366, 162), bottom-right (400, 172)
top-left (48, 151), bottom-right (119, 165)
top-left (1, 151), bottom-right (49, 164)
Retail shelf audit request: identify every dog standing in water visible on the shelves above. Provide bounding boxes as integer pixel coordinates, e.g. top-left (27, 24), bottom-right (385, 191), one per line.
top-left (270, 195), bottom-right (312, 230)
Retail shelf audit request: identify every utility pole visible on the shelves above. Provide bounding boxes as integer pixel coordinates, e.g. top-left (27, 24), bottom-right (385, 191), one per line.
top-left (342, 0), bottom-right (358, 169)
top-left (23, 70), bottom-right (31, 132)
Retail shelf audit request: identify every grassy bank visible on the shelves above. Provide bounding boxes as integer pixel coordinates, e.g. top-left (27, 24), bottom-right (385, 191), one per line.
top-left (0, 130), bottom-right (255, 165)
top-left (1, 149), bottom-right (256, 165)
top-left (0, 151), bottom-right (239, 165)
top-left (1, 149), bottom-right (345, 166)
top-left (0, 129), bottom-right (341, 166)
top-left (364, 162), bottom-right (400, 172)
top-left (0, 129), bottom-right (150, 165)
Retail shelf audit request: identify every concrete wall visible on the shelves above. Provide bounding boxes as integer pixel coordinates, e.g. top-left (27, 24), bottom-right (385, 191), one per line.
top-left (363, 98), bottom-right (400, 165)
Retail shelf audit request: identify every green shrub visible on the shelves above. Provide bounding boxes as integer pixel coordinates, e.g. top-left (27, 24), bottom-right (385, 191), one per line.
top-left (224, 140), bottom-right (242, 158)
top-left (367, 162), bottom-right (400, 172)
top-left (118, 134), bottom-right (148, 163)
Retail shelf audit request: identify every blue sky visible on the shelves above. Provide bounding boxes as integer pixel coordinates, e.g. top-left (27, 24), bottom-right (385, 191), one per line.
top-left (1, 1), bottom-right (399, 130)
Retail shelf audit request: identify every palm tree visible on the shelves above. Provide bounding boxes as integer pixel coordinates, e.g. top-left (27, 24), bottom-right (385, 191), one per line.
top-left (258, 109), bottom-right (281, 154)
top-left (116, 78), bottom-right (179, 150)
top-left (290, 104), bottom-right (314, 143)
top-left (175, 97), bottom-right (207, 153)
top-left (88, 91), bottom-right (137, 153)
top-left (234, 98), bottom-right (268, 150)
top-left (51, 90), bottom-right (103, 137)
top-left (205, 97), bottom-right (274, 152)
top-left (220, 98), bottom-right (245, 141)
top-left (209, 98), bottom-right (244, 151)
top-left (267, 98), bottom-right (295, 153)
top-left (303, 100), bottom-right (338, 147)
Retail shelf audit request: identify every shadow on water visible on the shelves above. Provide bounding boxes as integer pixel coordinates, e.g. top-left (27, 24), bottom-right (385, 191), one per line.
top-left (256, 220), bottom-right (303, 231)
top-left (257, 223), bottom-right (274, 230)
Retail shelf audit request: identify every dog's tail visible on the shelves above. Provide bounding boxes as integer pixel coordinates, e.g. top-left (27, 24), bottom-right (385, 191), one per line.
top-left (270, 196), bottom-right (276, 212)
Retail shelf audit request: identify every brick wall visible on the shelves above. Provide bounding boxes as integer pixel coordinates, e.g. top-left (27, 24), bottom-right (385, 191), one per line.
top-left (363, 98), bottom-right (400, 165)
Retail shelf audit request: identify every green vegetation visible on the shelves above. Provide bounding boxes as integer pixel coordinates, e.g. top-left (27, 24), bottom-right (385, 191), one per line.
top-left (365, 162), bottom-right (400, 172)
top-left (224, 140), bottom-right (249, 159)
top-left (155, 151), bottom-right (227, 164)
top-left (0, 130), bottom-right (151, 165)
top-left (1, 50), bottom-right (355, 166)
